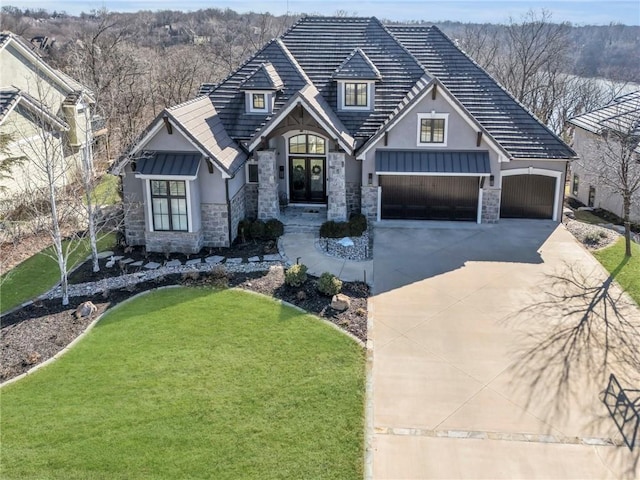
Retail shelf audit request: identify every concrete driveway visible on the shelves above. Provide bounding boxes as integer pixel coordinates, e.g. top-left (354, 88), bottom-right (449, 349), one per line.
top-left (369, 220), bottom-right (640, 479)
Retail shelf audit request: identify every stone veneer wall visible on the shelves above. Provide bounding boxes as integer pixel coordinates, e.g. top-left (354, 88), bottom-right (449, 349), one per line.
top-left (328, 152), bottom-right (347, 221)
top-left (346, 181), bottom-right (361, 217)
top-left (257, 150), bottom-right (279, 220)
top-left (481, 188), bottom-right (501, 223)
top-left (229, 185), bottom-right (246, 245)
top-left (361, 185), bottom-right (378, 221)
top-left (145, 231), bottom-right (203, 254)
top-left (124, 201), bottom-right (145, 246)
top-left (245, 183), bottom-right (258, 219)
top-left (201, 203), bottom-right (230, 247)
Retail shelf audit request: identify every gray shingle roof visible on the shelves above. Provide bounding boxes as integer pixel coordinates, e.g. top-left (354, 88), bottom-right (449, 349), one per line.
top-left (569, 91), bottom-right (640, 136)
top-left (137, 152), bottom-right (201, 177)
top-left (239, 62), bottom-right (284, 91)
top-left (386, 25), bottom-right (575, 159)
top-left (376, 150), bottom-right (490, 175)
top-left (333, 48), bottom-right (381, 80)
top-left (166, 96), bottom-right (247, 175)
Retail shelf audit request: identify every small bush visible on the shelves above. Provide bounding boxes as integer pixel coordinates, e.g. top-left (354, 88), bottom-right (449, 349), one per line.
top-left (250, 219), bottom-right (266, 240)
top-left (237, 219), bottom-right (253, 242)
top-left (317, 272), bottom-right (342, 296)
top-left (285, 263), bottom-right (308, 287)
top-left (320, 220), bottom-right (350, 238)
top-left (265, 218), bottom-right (284, 240)
top-left (349, 213), bottom-right (367, 237)
top-left (583, 232), bottom-right (602, 245)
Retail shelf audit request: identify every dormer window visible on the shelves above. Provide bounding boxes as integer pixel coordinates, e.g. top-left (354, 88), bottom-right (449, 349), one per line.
top-left (333, 48), bottom-right (381, 112)
top-left (245, 91), bottom-right (271, 114)
top-left (344, 83), bottom-right (368, 107)
top-left (240, 62), bottom-right (283, 115)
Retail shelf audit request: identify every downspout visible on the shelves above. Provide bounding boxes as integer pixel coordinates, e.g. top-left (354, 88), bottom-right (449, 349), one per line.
top-left (225, 177), bottom-right (233, 247)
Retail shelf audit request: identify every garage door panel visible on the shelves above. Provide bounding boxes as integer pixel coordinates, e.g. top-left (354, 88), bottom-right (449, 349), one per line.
top-left (381, 176), bottom-right (478, 221)
top-left (500, 174), bottom-right (555, 219)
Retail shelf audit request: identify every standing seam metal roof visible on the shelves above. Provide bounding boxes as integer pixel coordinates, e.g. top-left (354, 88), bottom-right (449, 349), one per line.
top-left (568, 90), bottom-right (640, 136)
top-left (376, 150), bottom-right (491, 174)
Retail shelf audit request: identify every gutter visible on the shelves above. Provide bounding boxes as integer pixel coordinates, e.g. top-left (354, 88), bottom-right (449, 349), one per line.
top-left (225, 177), bottom-right (233, 247)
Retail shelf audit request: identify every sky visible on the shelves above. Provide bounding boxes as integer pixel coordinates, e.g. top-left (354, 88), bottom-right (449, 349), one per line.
top-left (8, 0), bottom-right (640, 26)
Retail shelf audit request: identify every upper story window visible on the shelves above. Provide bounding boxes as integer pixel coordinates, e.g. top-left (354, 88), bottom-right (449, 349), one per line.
top-left (417, 113), bottom-right (449, 147)
top-left (245, 91), bottom-right (271, 114)
top-left (289, 134), bottom-right (326, 155)
top-left (345, 83), bottom-right (368, 107)
top-left (338, 81), bottom-right (374, 111)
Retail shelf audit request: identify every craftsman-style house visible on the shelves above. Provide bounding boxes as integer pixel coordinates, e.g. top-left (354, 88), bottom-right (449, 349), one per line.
top-left (118, 17), bottom-right (575, 253)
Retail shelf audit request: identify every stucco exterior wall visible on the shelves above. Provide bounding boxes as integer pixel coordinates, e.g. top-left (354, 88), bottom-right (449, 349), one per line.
top-left (360, 90), bottom-right (503, 187)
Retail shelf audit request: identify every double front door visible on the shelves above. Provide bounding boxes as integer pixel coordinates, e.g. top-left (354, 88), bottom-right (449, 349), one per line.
top-left (289, 157), bottom-right (326, 203)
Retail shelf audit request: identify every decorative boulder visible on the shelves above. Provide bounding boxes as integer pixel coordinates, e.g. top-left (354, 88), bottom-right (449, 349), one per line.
top-left (74, 301), bottom-right (97, 319)
top-left (331, 294), bottom-right (350, 311)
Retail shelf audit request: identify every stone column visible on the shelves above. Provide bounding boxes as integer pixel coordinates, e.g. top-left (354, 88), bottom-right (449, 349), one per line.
top-left (257, 149), bottom-right (279, 220)
top-left (481, 188), bottom-right (501, 223)
top-left (327, 152), bottom-right (347, 221)
top-left (361, 185), bottom-right (379, 221)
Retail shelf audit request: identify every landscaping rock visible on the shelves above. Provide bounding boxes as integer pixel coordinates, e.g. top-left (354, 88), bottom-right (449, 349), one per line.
top-left (331, 293), bottom-right (350, 311)
top-left (74, 301), bottom-right (97, 318)
top-left (263, 254), bottom-right (282, 261)
top-left (144, 262), bottom-right (161, 270)
top-left (119, 258), bottom-right (134, 265)
top-left (97, 251), bottom-right (114, 259)
top-left (130, 261), bottom-right (144, 267)
top-left (105, 260), bottom-right (115, 268)
top-left (338, 237), bottom-right (355, 247)
top-left (226, 257), bottom-right (243, 264)
top-left (205, 255), bottom-right (225, 264)
top-left (165, 260), bottom-right (182, 268)
top-left (185, 258), bottom-right (202, 266)
top-left (248, 256), bottom-right (260, 262)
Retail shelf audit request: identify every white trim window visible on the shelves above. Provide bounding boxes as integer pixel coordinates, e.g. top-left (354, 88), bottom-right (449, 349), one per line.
top-left (417, 113), bottom-right (449, 147)
top-left (245, 91), bottom-right (271, 114)
top-left (246, 161), bottom-right (259, 183)
top-left (338, 80), bottom-right (374, 111)
top-left (150, 180), bottom-right (189, 231)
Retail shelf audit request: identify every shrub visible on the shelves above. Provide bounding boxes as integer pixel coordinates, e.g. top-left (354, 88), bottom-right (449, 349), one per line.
top-left (237, 219), bottom-right (253, 242)
top-left (317, 272), bottom-right (342, 296)
top-left (320, 220), bottom-right (350, 238)
top-left (249, 219), bottom-right (266, 240)
top-left (285, 263), bottom-right (308, 287)
top-left (265, 218), bottom-right (284, 240)
top-left (348, 213), bottom-right (367, 237)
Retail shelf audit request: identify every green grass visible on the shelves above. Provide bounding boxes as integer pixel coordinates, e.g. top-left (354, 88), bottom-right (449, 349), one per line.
top-left (0, 288), bottom-right (365, 479)
top-left (593, 238), bottom-right (640, 305)
top-left (0, 233), bottom-right (115, 312)
top-left (91, 174), bottom-right (120, 206)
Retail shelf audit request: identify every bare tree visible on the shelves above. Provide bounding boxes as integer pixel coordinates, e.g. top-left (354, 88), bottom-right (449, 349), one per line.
top-left (457, 23), bottom-right (500, 68)
top-left (577, 114), bottom-right (640, 257)
top-left (9, 80), bottom-right (82, 305)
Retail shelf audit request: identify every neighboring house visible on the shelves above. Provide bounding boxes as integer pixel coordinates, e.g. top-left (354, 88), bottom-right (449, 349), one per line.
top-left (0, 31), bottom-right (98, 197)
top-left (117, 17), bottom-right (575, 254)
top-left (568, 91), bottom-right (640, 224)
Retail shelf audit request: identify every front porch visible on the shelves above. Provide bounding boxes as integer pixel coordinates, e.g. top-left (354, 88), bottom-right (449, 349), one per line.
top-left (280, 204), bottom-right (327, 233)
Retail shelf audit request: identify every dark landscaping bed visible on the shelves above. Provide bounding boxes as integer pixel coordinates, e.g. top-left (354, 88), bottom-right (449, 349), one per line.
top-left (1, 245), bottom-right (368, 383)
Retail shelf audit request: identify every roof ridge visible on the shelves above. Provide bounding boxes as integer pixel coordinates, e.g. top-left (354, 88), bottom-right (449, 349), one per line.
top-left (333, 47), bottom-right (382, 79)
top-left (167, 95), bottom-right (210, 112)
top-left (376, 19), bottom-right (431, 78)
top-left (275, 38), bottom-right (313, 86)
top-left (425, 25), bottom-right (573, 155)
top-left (207, 37), bottom-right (280, 95)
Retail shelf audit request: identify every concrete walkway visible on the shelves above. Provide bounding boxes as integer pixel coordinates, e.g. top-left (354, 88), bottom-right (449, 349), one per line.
top-left (370, 220), bottom-right (640, 479)
top-left (279, 232), bottom-right (373, 284)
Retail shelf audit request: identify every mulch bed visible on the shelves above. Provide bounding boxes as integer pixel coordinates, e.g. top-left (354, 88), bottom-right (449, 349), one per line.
top-left (1, 242), bottom-right (369, 383)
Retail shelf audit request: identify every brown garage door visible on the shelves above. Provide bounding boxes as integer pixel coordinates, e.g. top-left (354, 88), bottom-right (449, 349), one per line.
top-left (380, 176), bottom-right (479, 221)
top-left (500, 174), bottom-right (555, 219)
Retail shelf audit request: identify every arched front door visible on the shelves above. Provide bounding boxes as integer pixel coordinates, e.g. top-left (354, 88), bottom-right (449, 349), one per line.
top-left (288, 133), bottom-right (326, 204)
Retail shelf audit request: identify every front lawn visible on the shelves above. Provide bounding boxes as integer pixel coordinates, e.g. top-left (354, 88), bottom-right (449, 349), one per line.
top-left (0, 288), bottom-right (365, 479)
top-left (0, 233), bottom-right (115, 313)
top-left (593, 238), bottom-right (640, 305)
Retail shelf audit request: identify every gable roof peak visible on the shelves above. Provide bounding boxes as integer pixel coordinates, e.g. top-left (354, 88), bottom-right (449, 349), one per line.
top-left (333, 48), bottom-right (382, 80)
top-left (239, 61), bottom-right (284, 91)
